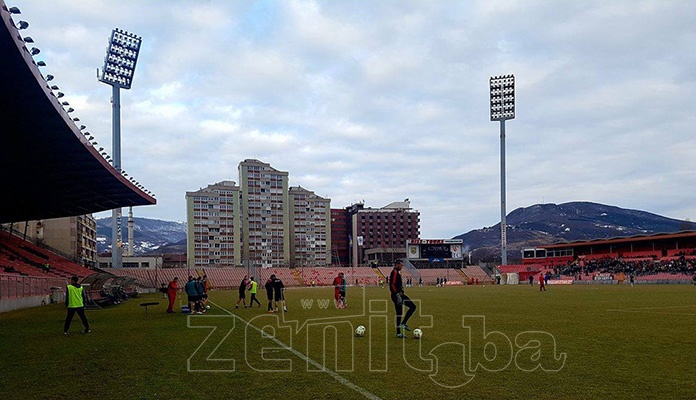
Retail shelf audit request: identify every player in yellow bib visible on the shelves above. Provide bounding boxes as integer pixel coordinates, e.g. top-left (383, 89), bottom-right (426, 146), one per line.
top-left (64, 276), bottom-right (90, 334)
top-left (249, 277), bottom-right (261, 307)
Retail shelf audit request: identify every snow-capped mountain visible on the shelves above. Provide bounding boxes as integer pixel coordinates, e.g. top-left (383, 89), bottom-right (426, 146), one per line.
top-left (453, 201), bottom-right (694, 263)
top-left (96, 217), bottom-right (186, 255)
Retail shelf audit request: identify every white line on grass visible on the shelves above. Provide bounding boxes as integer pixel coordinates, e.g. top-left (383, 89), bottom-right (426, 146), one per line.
top-left (209, 301), bottom-right (382, 400)
top-left (607, 305), bottom-right (696, 316)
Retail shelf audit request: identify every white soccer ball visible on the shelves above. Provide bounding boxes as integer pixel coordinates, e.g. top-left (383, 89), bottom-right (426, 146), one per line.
top-left (355, 325), bottom-right (366, 337)
top-left (412, 328), bottom-right (423, 339)
top-left (205, 305), bottom-right (211, 310)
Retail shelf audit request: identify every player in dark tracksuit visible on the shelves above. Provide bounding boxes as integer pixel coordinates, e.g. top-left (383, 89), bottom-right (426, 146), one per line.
top-left (265, 275), bottom-right (276, 312)
top-left (389, 259), bottom-right (417, 338)
top-left (273, 277), bottom-right (287, 312)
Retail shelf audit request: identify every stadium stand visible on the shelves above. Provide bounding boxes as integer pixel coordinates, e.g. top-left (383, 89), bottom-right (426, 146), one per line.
top-left (0, 231), bottom-right (93, 279)
top-left (460, 265), bottom-right (494, 283)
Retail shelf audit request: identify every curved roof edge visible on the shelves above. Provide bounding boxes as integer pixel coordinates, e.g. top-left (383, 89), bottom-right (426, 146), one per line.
top-left (0, 2), bottom-right (155, 223)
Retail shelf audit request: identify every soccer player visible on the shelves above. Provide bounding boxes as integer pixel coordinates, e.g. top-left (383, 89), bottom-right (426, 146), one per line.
top-left (249, 277), bottom-right (261, 307)
top-left (339, 273), bottom-right (347, 308)
top-left (195, 277), bottom-right (205, 313)
top-left (200, 274), bottom-right (209, 307)
top-left (184, 276), bottom-right (198, 314)
top-left (273, 276), bottom-right (287, 312)
top-left (236, 275), bottom-right (249, 309)
top-left (64, 276), bottom-right (90, 334)
top-left (389, 259), bottom-right (416, 338)
top-left (166, 277), bottom-right (178, 313)
top-left (265, 275), bottom-right (276, 313)
top-left (332, 272), bottom-right (343, 308)
top-left (539, 273), bottom-right (546, 291)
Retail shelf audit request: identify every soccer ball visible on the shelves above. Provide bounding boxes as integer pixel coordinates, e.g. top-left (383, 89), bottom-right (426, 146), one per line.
top-left (355, 325), bottom-right (366, 337)
top-left (205, 305), bottom-right (211, 310)
top-left (412, 328), bottom-right (423, 339)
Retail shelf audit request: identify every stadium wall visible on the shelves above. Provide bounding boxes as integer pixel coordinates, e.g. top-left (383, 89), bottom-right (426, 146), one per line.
top-left (0, 274), bottom-right (66, 313)
top-left (0, 295), bottom-right (52, 313)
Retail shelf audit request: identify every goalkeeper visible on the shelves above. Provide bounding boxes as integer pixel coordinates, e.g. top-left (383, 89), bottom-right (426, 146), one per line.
top-left (389, 259), bottom-right (417, 338)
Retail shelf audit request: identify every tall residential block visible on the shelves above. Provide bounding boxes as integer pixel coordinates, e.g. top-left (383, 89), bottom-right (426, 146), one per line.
top-left (239, 159), bottom-right (289, 268)
top-left (186, 181), bottom-right (241, 268)
top-left (289, 186), bottom-right (331, 266)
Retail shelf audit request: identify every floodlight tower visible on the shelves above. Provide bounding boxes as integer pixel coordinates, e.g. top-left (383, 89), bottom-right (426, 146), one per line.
top-left (99, 28), bottom-right (142, 268)
top-left (489, 74), bottom-right (515, 266)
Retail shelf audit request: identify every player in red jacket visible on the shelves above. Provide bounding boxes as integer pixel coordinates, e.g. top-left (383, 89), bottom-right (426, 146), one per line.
top-left (539, 273), bottom-right (546, 292)
top-left (333, 272), bottom-right (344, 308)
top-left (166, 277), bottom-right (179, 313)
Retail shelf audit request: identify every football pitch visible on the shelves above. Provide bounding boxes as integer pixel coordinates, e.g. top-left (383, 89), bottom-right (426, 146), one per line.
top-left (0, 285), bottom-right (694, 400)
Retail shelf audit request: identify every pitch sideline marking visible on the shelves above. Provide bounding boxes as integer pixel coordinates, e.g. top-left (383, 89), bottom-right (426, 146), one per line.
top-left (607, 304), bottom-right (696, 316)
top-left (209, 301), bottom-right (382, 400)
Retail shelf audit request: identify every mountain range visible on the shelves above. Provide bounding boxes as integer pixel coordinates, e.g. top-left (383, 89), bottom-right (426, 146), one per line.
top-left (97, 202), bottom-right (694, 261)
top-left (96, 217), bottom-right (187, 255)
top-left (454, 201), bottom-right (693, 262)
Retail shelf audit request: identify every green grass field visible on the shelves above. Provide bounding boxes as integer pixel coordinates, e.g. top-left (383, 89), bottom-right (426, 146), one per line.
top-left (1, 284), bottom-right (694, 400)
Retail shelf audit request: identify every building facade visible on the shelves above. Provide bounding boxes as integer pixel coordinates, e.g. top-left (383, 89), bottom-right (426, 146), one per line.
top-left (289, 186), bottom-right (331, 266)
top-left (185, 181), bottom-right (241, 268)
top-left (349, 200), bottom-right (420, 267)
top-left (186, 160), bottom-right (418, 269)
top-left (25, 214), bottom-right (97, 267)
top-left (330, 208), bottom-right (350, 265)
top-left (238, 159), bottom-right (290, 268)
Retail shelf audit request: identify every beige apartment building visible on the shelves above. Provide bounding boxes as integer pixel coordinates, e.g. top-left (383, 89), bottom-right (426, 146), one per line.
top-left (187, 160), bottom-right (335, 268)
top-left (185, 181), bottom-right (241, 268)
top-left (289, 186), bottom-right (331, 266)
top-left (238, 159), bottom-right (290, 269)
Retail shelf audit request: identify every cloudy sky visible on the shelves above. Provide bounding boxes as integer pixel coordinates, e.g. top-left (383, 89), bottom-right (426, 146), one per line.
top-left (13, 0), bottom-right (696, 238)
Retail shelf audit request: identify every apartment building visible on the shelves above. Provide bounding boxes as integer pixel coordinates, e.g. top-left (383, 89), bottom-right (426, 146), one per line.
top-left (238, 159), bottom-right (290, 268)
top-left (185, 181), bottom-right (241, 268)
top-left (289, 186), bottom-right (331, 266)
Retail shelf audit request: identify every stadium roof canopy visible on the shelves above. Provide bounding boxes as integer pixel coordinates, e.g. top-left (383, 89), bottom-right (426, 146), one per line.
top-left (0, 3), bottom-right (155, 224)
top-left (541, 231), bottom-right (696, 249)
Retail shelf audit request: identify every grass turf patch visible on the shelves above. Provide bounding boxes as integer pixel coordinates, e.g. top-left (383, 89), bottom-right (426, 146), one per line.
top-left (0, 285), bottom-right (694, 399)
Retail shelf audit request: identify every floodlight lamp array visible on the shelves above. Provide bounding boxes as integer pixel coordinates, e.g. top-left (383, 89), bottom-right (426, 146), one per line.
top-left (99, 28), bottom-right (141, 89)
top-left (490, 74), bottom-right (515, 121)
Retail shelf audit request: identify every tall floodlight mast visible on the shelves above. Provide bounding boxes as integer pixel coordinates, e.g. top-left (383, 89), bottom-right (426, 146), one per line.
top-left (99, 28), bottom-right (142, 268)
top-left (489, 74), bottom-right (515, 266)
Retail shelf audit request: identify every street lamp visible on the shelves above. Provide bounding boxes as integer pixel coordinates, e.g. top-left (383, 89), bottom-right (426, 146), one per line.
top-left (490, 74), bottom-right (515, 266)
top-left (99, 28), bottom-right (142, 269)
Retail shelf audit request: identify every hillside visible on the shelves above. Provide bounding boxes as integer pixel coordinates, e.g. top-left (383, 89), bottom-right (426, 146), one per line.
top-left (96, 217), bottom-right (186, 255)
top-left (96, 202), bottom-right (694, 260)
top-left (454, 201), bottom-right (694, 262)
